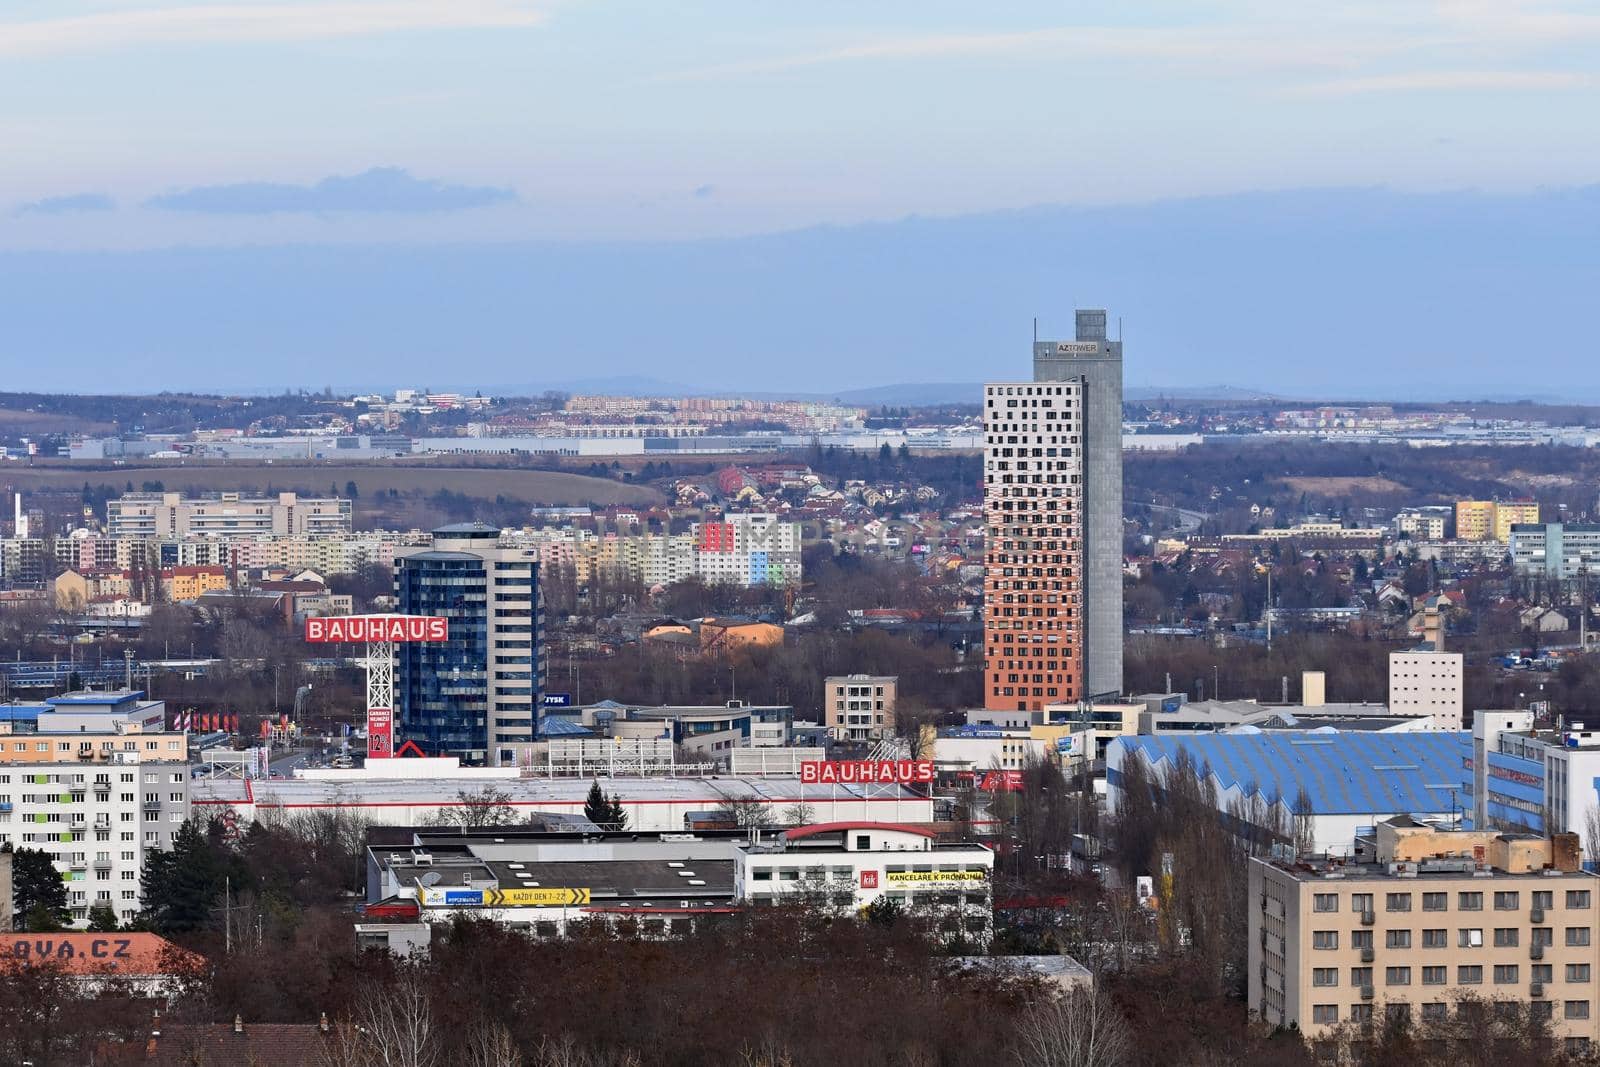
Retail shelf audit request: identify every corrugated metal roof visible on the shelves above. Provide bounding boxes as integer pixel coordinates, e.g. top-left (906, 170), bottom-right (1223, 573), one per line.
top-left (1114, 732), bottom-right (1471, 815)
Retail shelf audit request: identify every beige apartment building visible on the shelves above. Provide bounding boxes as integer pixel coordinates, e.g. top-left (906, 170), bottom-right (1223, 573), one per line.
top-left (1250, 819), bottom-right (1600, 1056)
top-left (107, 491), bottom-right (352, 538)
top-left (824, 675), bottom-right (897, 741)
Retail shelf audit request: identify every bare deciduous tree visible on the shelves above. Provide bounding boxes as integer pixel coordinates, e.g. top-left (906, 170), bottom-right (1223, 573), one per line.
top-left (780, 799), bottom-right (816, 827)
top-left (1012, 989), bottom-right (1132, 1067)
top-left (463, 1019), bottom-right (521, 1067)
top-left (716, 796), bottom-right (774, 829)
top-left (325, 964), bottom-right (437, 1067)
top-left (425, 786), bottom-right (520, 829)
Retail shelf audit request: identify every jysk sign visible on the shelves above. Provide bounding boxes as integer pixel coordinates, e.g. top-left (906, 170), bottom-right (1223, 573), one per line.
top-left (305, 615), bottom-right (448, 643)
top-left (800, 760), bottom-right (935, 785)
top-left (541, 693), bottom-right (573, 708)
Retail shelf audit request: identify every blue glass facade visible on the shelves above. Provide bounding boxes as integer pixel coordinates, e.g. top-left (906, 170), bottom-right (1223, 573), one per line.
top-left (395, 550), bottom-right (491, 757)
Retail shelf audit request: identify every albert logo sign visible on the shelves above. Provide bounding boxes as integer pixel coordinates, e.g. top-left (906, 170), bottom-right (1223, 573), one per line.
top-left (305, 615), bottom-right (448, 643)
top-left (800, 760), bottom-right (934, 785)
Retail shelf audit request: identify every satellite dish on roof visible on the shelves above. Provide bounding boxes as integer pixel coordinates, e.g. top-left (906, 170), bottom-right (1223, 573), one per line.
top-left (420, 872), bottom-right (442, 886)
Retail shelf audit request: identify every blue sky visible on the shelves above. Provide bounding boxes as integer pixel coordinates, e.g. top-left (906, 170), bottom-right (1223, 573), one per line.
top-left (2, 2), bottom-right (1599, 393)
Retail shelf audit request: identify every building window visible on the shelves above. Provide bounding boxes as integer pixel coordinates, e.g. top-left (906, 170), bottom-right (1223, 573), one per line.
top-left (1350, 967), bottom-right (1372, 988)
top-left (1458, 892), bottom-right (1482, 911)
top-left (1313, 931), bottom-right (1339, 950)
top-left (1351, 893), bottom-right (1373, 914)
top-left (1312, 968), bottom-right (1338, 987)
top-left (1386, 967), bottom-right (1411, 986)
top-left (1386, 893), bottom-right (1411, 913)
top-left (1568, 964), bottom-right (1592, 983)
top-left (1313, 893), bottom-right (1338, 913)
top-left (1568, 890), bottom-right (1592, 909)
top-left (1421, 892), bottom-right (1447, 912)
top-left (1458, 965), bottom-right (1483, 984)
top-left (1422, 1002), bottom-right (1447, 1021)
top-left (1493, 928), bottom-right (1519, 948)
top-left (1351, 930), bottom-right (1373, 950)
top-left (1311, 1005), bottom-right (1338, 1025)
top-left (1569, 928), bottom-right (1592, 947)
top-left (1566, 1002), bottom-right (1590, 1021)
top-left (1422, 929), bottom-right (1447, 949)
top-left (1493, 965), bottom-right (1519, 984)
top-left (1385, 930), bottom-right (1411, 949)
top-left (1458, 928), bottom-right (1483, 948)
top-left (1493, 891), bottom-right (1520, 911)
top-left (1422, 966), bottom-right (1447, 985)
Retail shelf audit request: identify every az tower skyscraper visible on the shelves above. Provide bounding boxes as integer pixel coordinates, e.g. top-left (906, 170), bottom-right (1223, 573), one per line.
top-left (983, 310), bottom-right (1123, 711)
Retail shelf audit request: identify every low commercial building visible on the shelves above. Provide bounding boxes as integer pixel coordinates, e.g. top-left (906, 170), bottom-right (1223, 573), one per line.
top-left (0, 932), bottom-right (203, 997)
top-left (735, 822), bottom-right (993, 938)
top-left (367, 827), bottom-right (742, 938)
top-left (1108, 731), bottom-right (1472, 855)
top-left (1468, 711), bottom-right (1600, 860)
top-left (577, 699), bottom-right (794, 755)
top-left (1249, 819), bottom-right (1599, 1055)
top-left (930, 725), bottom-right (1051, 775)
top-left (195, 766), bottom-right (934, 830)
top-left (825, 674), bottom-right (898, 741)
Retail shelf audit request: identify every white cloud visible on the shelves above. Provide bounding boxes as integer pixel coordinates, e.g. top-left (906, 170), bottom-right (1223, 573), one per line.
top-left (645, 26), bottom-right (1383, 85)
top-left (1289, 70), bottom-right (1594, 96)
top-left (0, 2), bottom-right (549, 58)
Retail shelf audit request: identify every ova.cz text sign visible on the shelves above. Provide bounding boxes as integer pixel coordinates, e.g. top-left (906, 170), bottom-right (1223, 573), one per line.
top-left (800, 760), bottom-right (935, 785)
top-left (305, 615), bottom-right (448, 643)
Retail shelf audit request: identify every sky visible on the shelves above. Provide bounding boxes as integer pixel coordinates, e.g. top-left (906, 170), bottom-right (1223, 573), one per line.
top-left (2, 1), bottom-right (1599, 394)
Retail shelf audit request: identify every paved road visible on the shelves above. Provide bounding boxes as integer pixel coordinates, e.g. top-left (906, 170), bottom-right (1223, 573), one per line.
top-left (1128, 500), bottom-right (1210, 532)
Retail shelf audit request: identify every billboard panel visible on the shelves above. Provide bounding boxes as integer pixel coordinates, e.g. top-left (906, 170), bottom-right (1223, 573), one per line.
top-left (367, 708), bottom-right (393, 759)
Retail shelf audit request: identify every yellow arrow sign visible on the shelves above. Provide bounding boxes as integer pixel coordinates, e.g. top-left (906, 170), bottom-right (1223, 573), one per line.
top-left (485, 887), bottom-right (591, 907)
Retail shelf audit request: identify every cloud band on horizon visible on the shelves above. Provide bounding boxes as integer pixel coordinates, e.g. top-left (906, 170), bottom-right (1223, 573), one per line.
top-left (146, 166), bottom-right (517, 214)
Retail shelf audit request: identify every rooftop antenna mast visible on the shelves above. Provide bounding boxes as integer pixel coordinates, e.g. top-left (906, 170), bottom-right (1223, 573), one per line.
top-left (1032, 317), bottom-right (1037, 344)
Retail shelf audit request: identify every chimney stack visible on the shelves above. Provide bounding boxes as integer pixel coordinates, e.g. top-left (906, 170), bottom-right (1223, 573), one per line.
top-left (319, 1011), bottom-right (331, 1034)
top-left (234, 1014), bottom-right (244, 1034)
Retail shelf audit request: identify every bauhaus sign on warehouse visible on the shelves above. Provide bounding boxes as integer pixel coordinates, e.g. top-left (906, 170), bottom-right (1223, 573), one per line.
top-left (799, 760), bottom-right (935, 784)
top-left (304, 615), bottom-right (449, 643)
